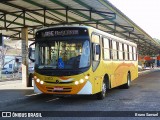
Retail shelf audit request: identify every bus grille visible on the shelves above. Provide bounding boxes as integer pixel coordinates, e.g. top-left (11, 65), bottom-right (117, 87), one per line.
top-left (45, 81), bottom-right (73, 84)
top-left (46, 87), bottom-right (72, 92)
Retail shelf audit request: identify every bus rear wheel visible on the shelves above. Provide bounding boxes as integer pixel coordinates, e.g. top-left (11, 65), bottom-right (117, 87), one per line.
top-left (123, 73), bottom-right (131, 89)
top-left (97, 81), bottom-right (107, 100)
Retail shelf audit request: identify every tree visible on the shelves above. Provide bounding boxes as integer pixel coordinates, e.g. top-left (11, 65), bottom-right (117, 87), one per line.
top-left (0, 46), bottom-right (9, 68)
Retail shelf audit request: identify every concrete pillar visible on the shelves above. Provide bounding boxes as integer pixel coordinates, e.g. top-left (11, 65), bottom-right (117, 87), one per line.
top-left (21, 27), bottom-right (29, 87)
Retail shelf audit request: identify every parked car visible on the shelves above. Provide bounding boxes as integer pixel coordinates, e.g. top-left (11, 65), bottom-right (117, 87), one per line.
top-left (1, 68), bottom-right (13, 74)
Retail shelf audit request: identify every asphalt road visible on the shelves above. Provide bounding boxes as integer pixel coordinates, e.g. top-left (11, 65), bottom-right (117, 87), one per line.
top-left (1, 70), bottom-right (160, 120)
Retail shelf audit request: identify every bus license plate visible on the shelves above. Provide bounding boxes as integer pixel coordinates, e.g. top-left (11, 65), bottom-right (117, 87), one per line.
top-left (54, 87), bottom-right (63, 91)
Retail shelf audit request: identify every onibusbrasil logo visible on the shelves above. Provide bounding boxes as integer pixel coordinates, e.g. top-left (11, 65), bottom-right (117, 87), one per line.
top-left (1, 112), bottom-right (42, 118)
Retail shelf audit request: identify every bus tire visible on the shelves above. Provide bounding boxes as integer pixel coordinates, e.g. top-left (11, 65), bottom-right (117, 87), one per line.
top-left (123, 72), bottom-right (131, 89)
top-left (97, 81), bottom-right (107, 100)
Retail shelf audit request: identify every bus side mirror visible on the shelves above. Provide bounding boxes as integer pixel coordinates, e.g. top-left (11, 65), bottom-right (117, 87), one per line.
top-left (29, 42), bottom-right (35, 62)
top-left (93, 44), bottom-right (100, 61)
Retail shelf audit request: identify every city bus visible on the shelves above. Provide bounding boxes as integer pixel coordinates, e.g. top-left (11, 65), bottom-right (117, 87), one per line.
top-left (29, 26), bottom-right (138, 100)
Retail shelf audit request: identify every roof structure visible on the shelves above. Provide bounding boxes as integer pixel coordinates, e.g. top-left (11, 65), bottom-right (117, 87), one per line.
top-left (0, 0), bottom-right (160, 55)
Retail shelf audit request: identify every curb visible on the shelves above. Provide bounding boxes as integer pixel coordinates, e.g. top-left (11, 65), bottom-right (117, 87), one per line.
top-left (138, 69), bottom-right (160, 76)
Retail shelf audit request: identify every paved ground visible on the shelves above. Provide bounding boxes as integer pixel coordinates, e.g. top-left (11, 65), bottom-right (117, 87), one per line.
top-left (0, 68), bottom-right (160, 120)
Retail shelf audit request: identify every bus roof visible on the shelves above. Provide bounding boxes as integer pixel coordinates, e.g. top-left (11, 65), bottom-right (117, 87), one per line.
top-left (37, 25), bottom-right (137, 47)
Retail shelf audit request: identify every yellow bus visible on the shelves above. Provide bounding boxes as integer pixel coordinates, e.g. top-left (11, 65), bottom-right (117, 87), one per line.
top-left (29, 26), bottom-right (138, 100)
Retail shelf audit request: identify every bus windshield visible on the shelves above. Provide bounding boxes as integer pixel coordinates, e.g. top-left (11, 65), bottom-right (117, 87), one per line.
top-left (35, 39), bottom-right (90, 70)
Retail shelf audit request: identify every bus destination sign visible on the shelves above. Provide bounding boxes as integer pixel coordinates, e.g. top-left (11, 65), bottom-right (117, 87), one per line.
top-left (42, 30), bottom-right (79, 37)
top-left (36, 27), bottom-right (88, 38)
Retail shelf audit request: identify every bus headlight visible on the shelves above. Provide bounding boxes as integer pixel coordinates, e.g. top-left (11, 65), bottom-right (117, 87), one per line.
top-left (75, 81), bottom-right (79, 85)
top-left (40, 81), bottom-right (44, 85)
top-left (36, 79), bottom-right (40, 83)
top-left (80, 79), bottom-right (84, 83)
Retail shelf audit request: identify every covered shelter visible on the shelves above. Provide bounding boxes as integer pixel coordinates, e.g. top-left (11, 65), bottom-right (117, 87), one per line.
top-left (0, 0), bottom-right (160, 86)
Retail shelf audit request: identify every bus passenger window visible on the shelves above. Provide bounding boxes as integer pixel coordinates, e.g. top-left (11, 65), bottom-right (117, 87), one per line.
top-left (124, 44), bottom-right (128, 60)
top-left (112, 40), bottom-right (117, 60)
top-left (129, 46), bottom-right (133, 60)
top-left (118, 43), bottom-right (123, 60)
top-left (133, 47), bottom-right (137, 60)
top-left (103, 38), bottom-right (110, 60)
top-left (92, 34), bottom-right (100, 71)
top-left (93, 44), bottom-right (100, 61)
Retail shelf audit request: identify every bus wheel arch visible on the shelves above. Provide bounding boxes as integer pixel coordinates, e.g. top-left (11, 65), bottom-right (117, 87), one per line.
top-left (103, 74), bottom-right (110, 90)
top-left (96, 74), bottom-right (110, 100)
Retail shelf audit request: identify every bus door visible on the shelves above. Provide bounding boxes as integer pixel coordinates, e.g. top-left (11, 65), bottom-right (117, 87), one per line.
top-left (92, 34), bottom-right (102, 93)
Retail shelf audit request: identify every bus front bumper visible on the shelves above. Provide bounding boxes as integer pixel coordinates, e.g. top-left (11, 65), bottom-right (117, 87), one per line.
top-left (34, 81), bottom-right (92, 95)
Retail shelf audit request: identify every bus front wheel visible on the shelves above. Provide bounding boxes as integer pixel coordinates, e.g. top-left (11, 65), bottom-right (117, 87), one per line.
top-left (97, 81), bottom-right (107, 100)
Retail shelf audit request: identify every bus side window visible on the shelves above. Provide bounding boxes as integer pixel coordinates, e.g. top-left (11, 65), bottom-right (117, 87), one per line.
top-left (112, 40), bottom-right (118, 60)
top-left (122, 43), bottom-right (125, 60)
top-left (124, 44), bottom-right (128, 60)
top-left (133, 47), bottom-right (137, 60)
top-left (92, 34), bottom-right (100, 71)
top-left (118, 42), bottom-right (123, 60)
top-left (103, 37), bottom-right (110, 60)
top-left (127, 45), bottom-right (130, 60)
top-left (116, 42), bottom-right (119, 60)
top-left (132, 47), bottom-right (134, 61)
top-left (93, 44), bottom-right (100, 61)
top-left (109, 39), bottom-right (113, 59)
top-left (129, 46), bottom-right (133, 60)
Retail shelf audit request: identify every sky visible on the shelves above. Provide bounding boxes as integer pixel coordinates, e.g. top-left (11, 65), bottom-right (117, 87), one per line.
top-left (108, 0), bottom-right (160, 39)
